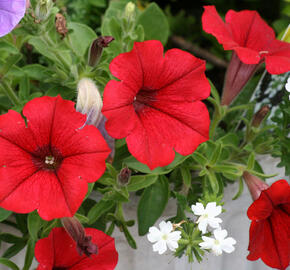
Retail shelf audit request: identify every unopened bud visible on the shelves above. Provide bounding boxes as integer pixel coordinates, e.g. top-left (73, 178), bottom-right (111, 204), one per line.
top-left (124, 2), bottom-right (136, 20)
top-left (61, 217), bottom-right (98, 257)
top-left (88, 36), bottom-right (114, 67)
top-left (35, 0), bottom-right (53, 21)
top-left (76, 78), bottom-right (103, 127)
top-left (251, 106), bottom-right (270, 128)
top-left (243, 172), bottom-right (269, 201)
top-left (118, 167), bottom-right (131, 186)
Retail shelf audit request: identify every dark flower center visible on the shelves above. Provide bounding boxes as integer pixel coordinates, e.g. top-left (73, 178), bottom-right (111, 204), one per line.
top-left (133, 87), bottom-right (157, 112)
top-left (31, 145), bottom-right (63, 171)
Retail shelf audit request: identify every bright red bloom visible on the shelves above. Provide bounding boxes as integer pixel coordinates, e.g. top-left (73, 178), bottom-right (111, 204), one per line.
top-left (202, 6), bottom-right (290, 74)
top-left (247, 180), bottom-right (290, 270)
top-left (102, 40), bottom-right (210, 170)
top-left (35, 227), bottom-right (118, 270)
top-left (0, 96), bottom-right (110, 220)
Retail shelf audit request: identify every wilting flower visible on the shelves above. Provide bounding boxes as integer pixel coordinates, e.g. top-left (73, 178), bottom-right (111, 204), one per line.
top-left (102, 40), bottom-right (210, 169)
top-left (0, 96), bottom-right (110, 220)
top-left (35, 227), bottom-right (118, 270)
top-left (199, 228), bottom-right (236, 256)
top-left (76, 78), bottom-right (115, 162)
top-left (0, 0), bottom-right (27, 37)
top-left (191, 202), bottom-right (222, 234)
top-left (247, 179), bottom-right (290, 270)
top-left (147, 221), bottom-right (181, 254)
top-left (202, 6), bottom-right (290, 105)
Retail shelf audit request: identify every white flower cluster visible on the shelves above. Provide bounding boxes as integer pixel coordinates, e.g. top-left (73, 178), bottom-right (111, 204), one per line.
top-left (191, 202), bottom-right (236, 256)
top-left (146, 202), bottom-right (236, 256)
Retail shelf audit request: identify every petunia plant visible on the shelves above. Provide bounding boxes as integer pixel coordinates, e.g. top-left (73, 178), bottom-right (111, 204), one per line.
top-left (0, 1), bottom-right (289, 270)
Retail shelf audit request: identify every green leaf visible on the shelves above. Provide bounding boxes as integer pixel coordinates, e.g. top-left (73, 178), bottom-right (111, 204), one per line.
top-left (2, 241), bottom-right (26, 259)
top-left (209, 143), bottom-right (222, 165)
top-left (0, 258), bottom-right (19, 270)
top-left (127, 174), bottom-right (158, 192)
top-left (122, 224), bottom-right (137, 249)
top-left (67, 22), bottom-right (97, 57)
top-left (88, 0), bottom-right (106, 8)
top-left (192, 152), bottom-right (208, 166)
top-left (88, 200), bottom-right (115, 224)
top-left (0, 207), bottom-right (12, 222)
top-left (124, 153), bottom-right (190, 174)
top-left (247, 152), bottom-right (255, 171)
top-left (22, 238), bottom-right (35, 270)
top-left (0, 53), bottom-right (22, 77)
top-left (75, 213), bottom-right (89, 224)
top-left (0, 234), bottom-right (24, 244)
top-left (18, 75), bottom-right (30, 100)
top-left (22, 64), bottom-right (54, 81)
top-left (28, 211), bottom-right (43, 241)
top-left (137, 176), bottom-right (169, 236)
top-left (180, 167), bottom-right (192, 187)
top-left (137, 3), bottom-right (169, 44)
top-left (232, 177), bottom-right (244, 200)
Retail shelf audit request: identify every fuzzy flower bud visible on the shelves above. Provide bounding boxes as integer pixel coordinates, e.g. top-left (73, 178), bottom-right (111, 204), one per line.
top-left (76, 78), bottom-right (103, 127)
top-left (243, 171), bottom-right (269, 201)
top-left (61, 217), bottom-right (98, 257)
top-left (124, 2), bottom-right (136, 20)
top-left (251, 106), bottom-right (270, 128)
top-left (88, 36), bottom-right (114, 67)
top-left (35, 0), bottom-right (53, 21)
top-left (118, 167), bottom-right (131, 186)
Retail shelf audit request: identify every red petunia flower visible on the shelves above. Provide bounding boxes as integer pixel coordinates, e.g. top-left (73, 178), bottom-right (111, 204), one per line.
top-left (202, 6), bottom-right (290, 105)
top-left (202, 6), bottom-right (290, 73)
top-left (247, 179), bottom-right (290, 270)
top-left (102, 40), bottom-right (210, 170)
top-left (35, 227), bottom-right (118, 270)
top-left (0, 96), bottom-right (110, 220)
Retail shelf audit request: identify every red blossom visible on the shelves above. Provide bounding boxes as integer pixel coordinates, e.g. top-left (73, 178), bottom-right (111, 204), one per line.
top-left (35, 227), bottom-right (118, 270)
top-left (247, 180), bottom-right (290, 270)
top-left (102, 40), bottom-right (210, 170)
top-left (202, 6), bottom-right (290, 74)
top-left (0, 96), bottom-right (110, 220)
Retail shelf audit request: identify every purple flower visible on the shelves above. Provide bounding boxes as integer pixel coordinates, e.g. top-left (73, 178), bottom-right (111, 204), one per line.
top-left (0, 0), bottom-right (27, 37)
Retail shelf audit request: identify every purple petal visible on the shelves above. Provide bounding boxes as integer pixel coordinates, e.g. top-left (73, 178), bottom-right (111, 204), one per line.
top-left (0, 0), bottom-right (26, 37)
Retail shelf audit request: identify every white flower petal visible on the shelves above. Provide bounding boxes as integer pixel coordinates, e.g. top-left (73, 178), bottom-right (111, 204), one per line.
top-left (199, 237), bottom-right (214, 249)
top-left (208, 217), bottom-right (222, 229)
top-left (167, 240), bottom-right (179, 251)
top-left (221, 242), bottom-right (235, 253)
top-left (168, 231), bottom-right (181, 241)
top-left (191, 203), bottom-right (205, 215)
top-left (198, 219), bottom-right (208, 234)
top-left (206, 202), bottom-right (221, 217)
top-left (212, 245), bottom-right (223, 256)
top-left (153, 240), bottom-right (167, 254)
top-left (147, 227), bottom-right (161, 243)
top-left (286, 77), bottom-right (290, 92)
top-left (214, 229), bottom-right (227, 241)
top-left (159, 221), bottom-right (172, 234)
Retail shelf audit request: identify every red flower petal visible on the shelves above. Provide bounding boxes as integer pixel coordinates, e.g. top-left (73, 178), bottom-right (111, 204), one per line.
top-left (103, 40), bottom-right (210, 169)
top-left (202, 5), bottom-right (290, 73)
top-left (247, 180), bottom-right (290, 270)
top-left (35, 227), bottom-right (118, 270)
top-left (202, 6), bottom-right (234, 49)
top-left (0, 96), bottom-right (110, 220)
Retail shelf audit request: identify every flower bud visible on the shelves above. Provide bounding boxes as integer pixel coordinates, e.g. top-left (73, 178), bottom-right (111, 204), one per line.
top-left (61, 217), bottom-right (98, 257)
top-left (124, 2), bottom-right (136, 21)
top-left (251, 106), bottom-right (270, 128)
top-left (76, 78), bottom-right (103, 127)
top-left (243, 171), bottom-right (269, 201)
top-left (35, 0), bottom-right (53, 21)
top-left (88, 36), bottom-right (114, 67)
top-left (117, 167), bottom-right (131, 186)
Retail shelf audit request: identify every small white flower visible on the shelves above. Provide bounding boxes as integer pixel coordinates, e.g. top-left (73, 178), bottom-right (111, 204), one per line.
top-left (199, 229), bottom-right (236, 256)
top-left (191, 202), bottom-right (222, 234)
top-left (147, 221), bottom-right (181, 255)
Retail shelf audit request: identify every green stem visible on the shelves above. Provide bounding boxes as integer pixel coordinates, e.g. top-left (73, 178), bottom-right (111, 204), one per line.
top-left (0, 80), bottom-right (20, 106)
top-left (209, 109), bottom-right (222, 139)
